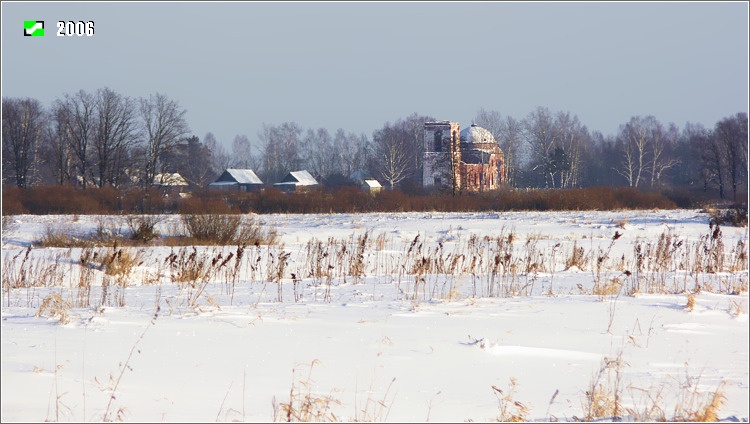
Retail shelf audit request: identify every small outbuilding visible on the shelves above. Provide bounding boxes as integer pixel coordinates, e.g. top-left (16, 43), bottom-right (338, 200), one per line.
top-left (273, 170), bottom-right (318, 193)
top-left (361, 179), bottom-right (382, 194)
top-left (208, 169), bottom-right (264, 192)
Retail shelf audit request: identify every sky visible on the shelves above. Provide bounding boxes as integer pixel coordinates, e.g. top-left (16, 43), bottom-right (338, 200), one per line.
top-left (2, 1), bottom-right (748, 150)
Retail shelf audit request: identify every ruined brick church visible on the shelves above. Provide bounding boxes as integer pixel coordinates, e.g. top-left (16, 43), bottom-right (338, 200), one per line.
top-left (422, 121), bottom-right (505, 193)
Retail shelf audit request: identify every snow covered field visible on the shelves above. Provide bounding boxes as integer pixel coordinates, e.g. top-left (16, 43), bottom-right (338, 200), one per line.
top-left (1, 210), bottom-right (748, 422)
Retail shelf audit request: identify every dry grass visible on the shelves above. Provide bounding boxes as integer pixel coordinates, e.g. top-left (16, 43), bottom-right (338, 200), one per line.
top-left (99, 247), bottom-right (142, 278)
top-left (673, 381), bottom-right (726, 422)
top-left (685, 293), bottom-right (696, 312)
top-left (581, 353), bottom-right (626, 421)
top-left (36, 226), bottom-right (94, 248)
top-left (593, 277), bottom-right (623, 297)
top-left (36, 293), bottom-right (71, 325)
top-left (273, 360), bottom-right (341, 422)
top-left (565, 240), bottom-right (588, 271)
top-left (626, 376), bottom-right (727, 422)
top-left (492, 378), bottom-right (529, 422)
top-left (728, 299), bottom-right (746, 317)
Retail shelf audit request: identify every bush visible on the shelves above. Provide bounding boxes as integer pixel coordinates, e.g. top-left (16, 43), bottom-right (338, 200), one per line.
top-left (1, 186), bottom-right (28, 215)
top-left (707, 204), bottom-right (748, 227)
top-left (3, 184), bottom-right (685, 215)
top-left (180, 214), bottom-right (278, 245)
top-left (126, 215), bottom-right (161, 243)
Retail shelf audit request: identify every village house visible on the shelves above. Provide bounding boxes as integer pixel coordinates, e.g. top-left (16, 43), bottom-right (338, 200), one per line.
top-left (273, 170), bottom-right (318, 193)
top-left (208, 169), bottom-right (264, 192)
top-left (422, 121), bottom-right (505, 193)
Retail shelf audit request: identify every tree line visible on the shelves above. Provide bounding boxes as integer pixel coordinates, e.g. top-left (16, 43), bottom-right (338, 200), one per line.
top-left (2, 88), bottom-right (747, 203)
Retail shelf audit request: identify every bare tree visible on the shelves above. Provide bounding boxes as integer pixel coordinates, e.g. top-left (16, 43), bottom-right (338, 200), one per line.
top-left (43, 101), bottom-right (76, 185)
top-left (615, 116), bottom-right (653, 188)
top-left (700, 128), bottom-right (729, 199)
top-left (301, 127), bottom-right (338, 180)
top-left (648, 122), bottom-right (680, 188)
top-left (554, 111), bottom-right (589, 188)
top-left (257, 122), bottom-right (303, 183)
top-left (522, 107), bottom-right (559, 187)
top-left (203, 132), bottom-right (231, 176)
top-left (334, 129), bottom-right (371, 179)
top-left (2, 97), bottom-right (46, 187)
top-left (139, 93), bottom-right (189, 187)
top-left (714, 112), bottom-right (748, 201)
top-left (231, 134), bottom-right (257, 169)
top-left (583, 130), bottom-right (621, 187)
top-left (372, 122), bottom-right (413, 190)
top-left (615, 115), bottom-right (682, 189)
top-left (58, 90), bottom-right (97, 188)
top-left (474, 109), bottom-right (524, 187)
top-left (92, 87), bottom-right (138, 187)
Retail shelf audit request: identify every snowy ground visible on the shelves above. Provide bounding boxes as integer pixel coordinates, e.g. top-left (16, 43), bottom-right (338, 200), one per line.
top-left (1, 210), bottom-right (748, 422)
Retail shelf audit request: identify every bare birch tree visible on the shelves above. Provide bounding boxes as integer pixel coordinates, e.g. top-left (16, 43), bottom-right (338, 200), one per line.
top-left (615, 116), bottom-right (652, 188)
top-left (372, 122), bottom-right (413, 190)
top-left (522, 107), bottom-right (558, 187)
top-left (648, 122), bottom-right (680, 189)
top-left (554, 111), bottom-right (588, 188)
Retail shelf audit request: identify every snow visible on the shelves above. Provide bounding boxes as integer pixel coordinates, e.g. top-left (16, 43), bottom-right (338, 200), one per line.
top-left (1, 209), bottom-right (748, 422)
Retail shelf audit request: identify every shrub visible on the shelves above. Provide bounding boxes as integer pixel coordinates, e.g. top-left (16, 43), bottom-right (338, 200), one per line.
top-left (126, 215), bottom-right (161, 243)
top-left (1, 184), bottom-right (690, 214)
top-left (36, 226), bottom-right (94, 248)
top-left (1, 185), bottom-right (28, 215)
top-left (707, 204), bottom-right (748, 227)
top-left (181, 214), bottom-right (278, 245)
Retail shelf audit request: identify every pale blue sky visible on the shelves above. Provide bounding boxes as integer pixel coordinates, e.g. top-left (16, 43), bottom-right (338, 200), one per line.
top-left (2, 1), bottom-right (748, 149)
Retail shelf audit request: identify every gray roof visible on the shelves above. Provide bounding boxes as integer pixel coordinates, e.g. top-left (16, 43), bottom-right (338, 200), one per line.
top-left (363, 179), bottom-right (382, 188)
top-left (275, 170), bottom-right (318, 186)
top-left (215, 169), bottom-right (263, 185)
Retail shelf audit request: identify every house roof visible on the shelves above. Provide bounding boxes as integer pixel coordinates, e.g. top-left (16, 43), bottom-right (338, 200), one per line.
top-left (216, 169), bottom-right (263, 185)
top-left (153, 173), bottom-right (188, 186)
top-left (363, 179), bottom-right (382, 188)
top-left (275, 170), bottom-right (318, 186)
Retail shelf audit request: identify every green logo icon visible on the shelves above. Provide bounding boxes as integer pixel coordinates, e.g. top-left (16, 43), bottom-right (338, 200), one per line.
top-left (24, 20), bottom-right (44, 36)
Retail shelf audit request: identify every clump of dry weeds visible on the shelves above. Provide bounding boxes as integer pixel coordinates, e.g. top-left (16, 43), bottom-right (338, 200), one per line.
top-left (36, 293), bottom-right (71, 324)
top-left (273, 360), bottom-right (341, 422)
top-left (492, 378), bottom-right (529, 422)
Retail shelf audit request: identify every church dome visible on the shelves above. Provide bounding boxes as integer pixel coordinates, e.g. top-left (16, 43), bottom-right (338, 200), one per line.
top-left (460, 124), bottom-right (496, 144)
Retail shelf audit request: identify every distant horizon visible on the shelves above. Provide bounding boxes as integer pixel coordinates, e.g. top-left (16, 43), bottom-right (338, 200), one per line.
top-left (2, 1), bottom-right (748, 149)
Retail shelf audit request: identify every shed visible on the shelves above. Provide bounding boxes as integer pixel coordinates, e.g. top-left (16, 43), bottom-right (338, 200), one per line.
top-left (273, 170), bottom-right (318, 192)
top-left (208, 169), bottom-right (264, 192)
top-left (361, 179), bottom-right (382, 193)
